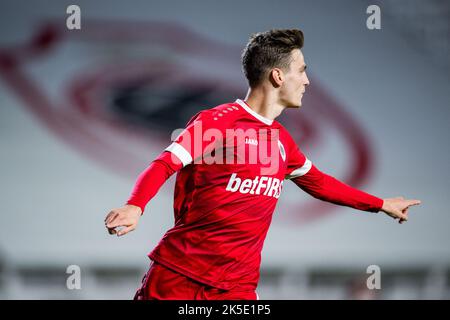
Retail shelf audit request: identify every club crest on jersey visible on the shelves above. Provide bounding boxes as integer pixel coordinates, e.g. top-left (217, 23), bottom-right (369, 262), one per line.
top-left (278, 140), bottom-right (286, 162)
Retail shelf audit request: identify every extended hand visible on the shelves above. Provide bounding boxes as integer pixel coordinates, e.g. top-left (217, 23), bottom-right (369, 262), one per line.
top-left (381, 197), bottom-right (421, 224)
top-left (104, 204), bottom-right (142, 236)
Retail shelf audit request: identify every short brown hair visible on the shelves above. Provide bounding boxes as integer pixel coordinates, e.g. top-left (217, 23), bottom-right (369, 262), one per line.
top-left (241, 29), bottom-right (304, 87)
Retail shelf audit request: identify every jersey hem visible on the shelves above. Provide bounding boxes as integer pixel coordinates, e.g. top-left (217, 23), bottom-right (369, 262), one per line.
top-left (148, 252), bottom-right (256, 291)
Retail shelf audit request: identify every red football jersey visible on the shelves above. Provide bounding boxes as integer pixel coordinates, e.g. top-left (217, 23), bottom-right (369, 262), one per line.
top-left (149, 99), bottom-right (313, 291)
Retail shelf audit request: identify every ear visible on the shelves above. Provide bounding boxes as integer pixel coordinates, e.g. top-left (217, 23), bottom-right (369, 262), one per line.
top-left (270, 68), bottom-right (284, 87)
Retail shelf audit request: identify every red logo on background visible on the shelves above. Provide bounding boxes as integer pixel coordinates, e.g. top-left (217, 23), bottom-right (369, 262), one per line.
top-left (0, 21), bottom-right (376, 225)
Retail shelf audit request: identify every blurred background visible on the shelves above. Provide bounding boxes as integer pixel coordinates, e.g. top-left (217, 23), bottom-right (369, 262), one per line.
top-left (0, 0), bottom-right (449, 299)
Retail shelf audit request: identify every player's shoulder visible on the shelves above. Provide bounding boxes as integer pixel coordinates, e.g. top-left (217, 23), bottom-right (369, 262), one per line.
top-left (187, 102), bottom-right (240, 127)
top-left (208, 102), bottom-right (242, 122)
top-left (272, 120), bottom-right (298, 147)
top-left (272, 119), bottom-right (287, 131)
top-left (272, 120), bottom-right (291, 137)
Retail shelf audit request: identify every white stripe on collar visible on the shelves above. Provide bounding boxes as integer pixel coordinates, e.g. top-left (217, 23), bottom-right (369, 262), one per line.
top-left (235, 99), bottom-right (273, 126)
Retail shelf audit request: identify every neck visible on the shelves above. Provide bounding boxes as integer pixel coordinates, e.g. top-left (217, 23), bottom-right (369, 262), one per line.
top-left (244, 87), bottom-right (285, 121)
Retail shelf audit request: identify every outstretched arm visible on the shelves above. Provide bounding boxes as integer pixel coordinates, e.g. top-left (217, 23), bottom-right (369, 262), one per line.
top-left (104, 151), bottom-right (183, 236)
top-left (291, 164), bottom-right (421, 223)
top-left (104, 109), bottom-right (226, 236)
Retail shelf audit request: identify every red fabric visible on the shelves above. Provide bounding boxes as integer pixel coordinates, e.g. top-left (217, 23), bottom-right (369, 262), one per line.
top-left (149, 103), bottom-right (289, 291)
top-left (125, 100), bottom-right (383, 293)
top-left (134, 261), bottom-right (258, 300)
top-left (292, 165), bottom-right (383, 212)
top-left (126, 151), bottom-right (182, 213)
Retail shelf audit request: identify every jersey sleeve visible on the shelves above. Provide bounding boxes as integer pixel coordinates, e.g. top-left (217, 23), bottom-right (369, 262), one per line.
top-left (291, 165), bottom-right (384, 212)
top-left (284, 133), bottom-right (313, 179)
top-left (283, 131), bottom-right (383, 212)
top-left (164, 110), bottom-right (225, 167)
top-left (126, 151), bottom-right (183, 213)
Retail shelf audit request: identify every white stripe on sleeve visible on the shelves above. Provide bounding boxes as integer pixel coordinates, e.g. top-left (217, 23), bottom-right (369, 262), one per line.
top-left (285, 158), bottom-right (312, 179)
top-left (165, 142), bottom-right (193, 167)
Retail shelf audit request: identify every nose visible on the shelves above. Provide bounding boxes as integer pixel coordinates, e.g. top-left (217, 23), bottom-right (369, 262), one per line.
top-left (304, 72), bottom-right (310, 86)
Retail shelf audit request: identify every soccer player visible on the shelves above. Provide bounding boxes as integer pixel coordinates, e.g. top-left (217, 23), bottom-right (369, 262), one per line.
top-left (104, 29), bottom-right (421, 300)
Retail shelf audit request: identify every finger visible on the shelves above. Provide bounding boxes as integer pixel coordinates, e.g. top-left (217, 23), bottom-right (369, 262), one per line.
top-left (394, 210), bottom-right (408, 221)
top-left (399, 216), bottom-right (407, 224)
top-left (107, 227), bottom-right (117, 235)
top-left (106, 220), bottom-right (127, 229)
top-left (406, 199), bottom-right (421, 207)
top-left (105, 212), bottom-right (119, 225)
top-left (387, 212), bottom-right (398, 220)
top-left (107, 217), bottom-right (136, 229)
top-left (104, 210), bottom-right (116, 221)
top-left (117, 225), bottom-right (135, 237)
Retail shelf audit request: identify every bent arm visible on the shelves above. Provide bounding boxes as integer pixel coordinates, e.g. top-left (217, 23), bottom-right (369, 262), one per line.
top-left (126, 151), bottom-right (183, 213)
top-left (291, 164), bottom-right (383, 212)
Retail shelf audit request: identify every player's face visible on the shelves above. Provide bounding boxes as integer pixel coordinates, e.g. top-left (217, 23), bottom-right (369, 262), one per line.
top-left (279, 49), bottom-right (310, 108)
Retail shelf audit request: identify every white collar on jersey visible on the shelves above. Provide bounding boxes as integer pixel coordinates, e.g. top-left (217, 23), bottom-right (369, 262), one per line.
top-left (235, 99), bottom-right (274, 126)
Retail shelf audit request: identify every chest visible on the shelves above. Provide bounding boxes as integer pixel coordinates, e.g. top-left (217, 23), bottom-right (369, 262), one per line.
top-left (210, 126), bottom-right (288, 178)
